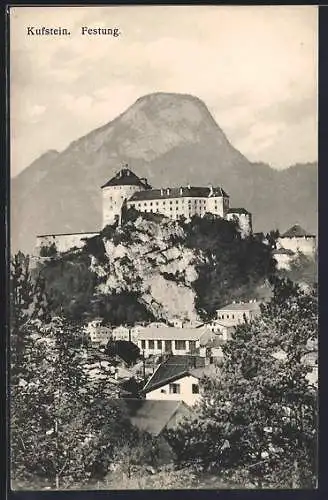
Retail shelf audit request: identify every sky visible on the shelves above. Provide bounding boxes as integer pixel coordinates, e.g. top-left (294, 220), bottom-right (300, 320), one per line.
top-left (10, 5), bottom-right (318, 177)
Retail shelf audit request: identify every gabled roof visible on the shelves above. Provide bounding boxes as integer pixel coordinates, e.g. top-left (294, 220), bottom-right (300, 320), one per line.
top-left (272, 248), bottom-right (295, 256)
top-left (101, 167), bottom-right (151, 189)
top-left (227, 208), bottom-right (250, 215)
top-left (137, 326), bottom-right (206, 341)
top-left (142, 355), bottom-right (206, 393)
top-left (217, 301), bottom-right (261, 312)
top-left (128, 186), bottom-right (229, 202)
top-left (118, 399), bottom-right (191, 436)
top-left (281, 225), bottom-right (315, 238)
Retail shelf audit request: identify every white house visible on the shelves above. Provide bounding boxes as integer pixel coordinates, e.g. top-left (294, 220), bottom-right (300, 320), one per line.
top-left (272, 248), bottom-right (295, 270)
top-left (277, 224), bottom-right (316, 257)
top-left (142, 355), bottom-right (219, 407)
top-left (85, 320), bottom-right (112, 345)
top-left (111, 326), bottom-right (134, 342)
top-left (199, 331), bottom-right (225, 360)
top-left (216, 300), bottom-right (261, 327)
top-left (137, 326), bottom-right (207, 358)
top-left (199, 320), bottom-right (235, 341)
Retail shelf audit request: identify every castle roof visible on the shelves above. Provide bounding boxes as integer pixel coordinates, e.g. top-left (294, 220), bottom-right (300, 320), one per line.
top-left (128, 186), bottom-right (229, 202)
top-left (101, 167), bottom-right (151, 189)
top-left (227, 208), bottom-right (250, 215)
top-left (281, 225), bottom-right (315, 238)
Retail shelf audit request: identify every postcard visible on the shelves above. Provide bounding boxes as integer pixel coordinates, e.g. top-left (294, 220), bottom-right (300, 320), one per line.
top-left (9, 5), bottom-right (318, 491)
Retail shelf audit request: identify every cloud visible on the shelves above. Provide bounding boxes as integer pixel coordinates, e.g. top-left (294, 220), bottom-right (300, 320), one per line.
top-left (10, 5), bottom-right (317, 175)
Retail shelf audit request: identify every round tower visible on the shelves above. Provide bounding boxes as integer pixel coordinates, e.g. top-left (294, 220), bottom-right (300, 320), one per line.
top-left (101, 166), bottom-right (150, 228)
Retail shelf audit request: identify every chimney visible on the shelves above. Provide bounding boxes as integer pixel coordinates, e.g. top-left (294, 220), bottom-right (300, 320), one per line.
top-left (179, 187), bottom-right (183, 196)
top-left (187, 184), bottom-right (191, 190)
top-left (209, 185), bottom-right (214, 197)
top-left (160, 188), bottom-right (164, 196)
top-left (166, 188), bottom-right (170, 195)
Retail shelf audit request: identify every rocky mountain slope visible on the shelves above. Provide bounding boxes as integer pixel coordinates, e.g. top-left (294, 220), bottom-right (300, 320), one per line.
top-left (11, 92), bottom-right (317, 254)
top-left (90, 216), bottom-right (203, 322)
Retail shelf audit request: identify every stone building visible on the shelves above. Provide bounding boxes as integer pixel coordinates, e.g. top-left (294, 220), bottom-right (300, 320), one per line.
top-left (36, 165), bottom-right (253, 253)
top-left (277, 224), bottom-right (316, 257)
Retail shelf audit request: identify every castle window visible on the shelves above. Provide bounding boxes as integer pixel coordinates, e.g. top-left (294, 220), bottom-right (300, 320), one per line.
top-left (163, 201), bottom-right (166, 205)
top-left (170, 200), bottom-right (173, 204)
top-left (176, 200), bottom-right (179, 204)
top-left (150, 202), bottom-right (153, 206)
top-left (170, 207), bottom-right (173, 211)
top-left (144, 202), bottom-right (147, 206)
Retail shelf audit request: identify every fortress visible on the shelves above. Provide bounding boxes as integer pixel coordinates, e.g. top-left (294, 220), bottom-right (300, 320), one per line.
top-left (36, 165), bottom-right (253, 254)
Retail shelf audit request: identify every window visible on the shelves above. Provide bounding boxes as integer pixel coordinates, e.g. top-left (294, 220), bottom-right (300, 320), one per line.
top-left (141, 340), bottom-right (146, 349)
top-left (170, 200), bottom-right (173, 204)
top-left (160, 389), bottom-right (166, 393)
top-left (176, 200), bottom-right (179, 204)
top-left (156, 201), bottom-right (159, 205)
top-left (149, 340), bottom-right (155, 350)
top-left (169, 383), bottom-right (180, 394)
top-left (192, 384), bottom-right (199, 394)
top-left (157, 340), bottom-right (162, 350)
top-left (150, 202), bottom-right (153, 206)
top-left (227, 314), bottom-right (229, 319)
top-left (175, 340), bottom-right (186, 350)
top-left (232, 314), bottom-right (235, 319)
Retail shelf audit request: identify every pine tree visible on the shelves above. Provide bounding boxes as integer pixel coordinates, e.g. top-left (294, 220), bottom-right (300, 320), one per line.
top-left (11, 317), bottom-right (131, 489)
top-left (10, 252), bottom-right (49, 385)
top-left (166, 278), bottom-right (318, 488)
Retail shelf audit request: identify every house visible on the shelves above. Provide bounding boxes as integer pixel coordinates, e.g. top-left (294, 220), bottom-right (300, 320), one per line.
top-left (137, 326), bottom-right (207, 358)
top-left (116, 399), bottom-right (192, 464)
top-left (85, 320), bottom-right (112, 345)
top-left (272, 248), bottom-right (295, 270)
top-left (216, 300), bottom-right (261, 327)
top-left (120, 398), bottom-right (191, 436)
top-left (199, 331), bottom-right (225, 361)
top-left (198, 320), bottom-right (235, 341)
top-left (277, 224), bottom-right (316, 257)
top-left (111, 326), bottom-right (135, 342)
top-left (142, 355), bottom-right (219, 406)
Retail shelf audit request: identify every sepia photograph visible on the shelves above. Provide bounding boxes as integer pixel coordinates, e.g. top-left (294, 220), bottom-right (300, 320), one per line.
top-left (9, 5), bottom-right (318, 490)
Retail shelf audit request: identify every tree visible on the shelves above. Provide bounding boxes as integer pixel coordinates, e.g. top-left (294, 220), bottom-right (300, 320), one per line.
top-left (166, 278), bottom-right (318, 488)
top-left (10, 317), bottom-right (133, 489)
top-left (10, 252), bottom-right (49, 385)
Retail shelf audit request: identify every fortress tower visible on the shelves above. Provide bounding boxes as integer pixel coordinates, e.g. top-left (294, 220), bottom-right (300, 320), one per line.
top-left (226, 208), bottom-right (253, 238)
top-left (101, 165), bottom-right (151, 227)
